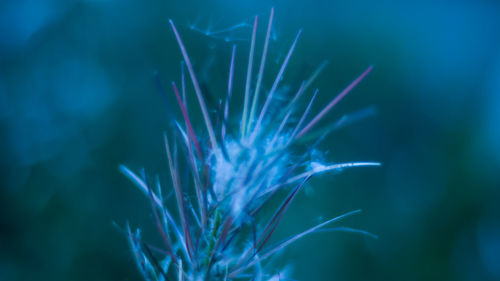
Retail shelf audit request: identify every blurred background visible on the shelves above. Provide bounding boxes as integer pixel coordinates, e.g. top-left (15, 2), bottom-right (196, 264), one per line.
top-left (1, 0), bottom-right (499, 280)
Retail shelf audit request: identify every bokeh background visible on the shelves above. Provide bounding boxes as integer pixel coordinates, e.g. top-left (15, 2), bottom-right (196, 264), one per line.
top-left (1, 0), bottom-right (500, 280)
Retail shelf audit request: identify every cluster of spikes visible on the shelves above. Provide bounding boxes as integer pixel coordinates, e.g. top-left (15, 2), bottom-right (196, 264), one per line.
top-left (120, 8), bottom-right (379, 281)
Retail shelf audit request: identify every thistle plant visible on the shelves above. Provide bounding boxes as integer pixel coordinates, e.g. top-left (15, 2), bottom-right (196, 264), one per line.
top-left (120, 8), bottom-right (379, 281)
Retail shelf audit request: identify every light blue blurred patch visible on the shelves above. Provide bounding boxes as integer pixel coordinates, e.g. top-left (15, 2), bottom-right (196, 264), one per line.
top-left (385, 143), bottom-right (448, 225)
top-left (3, 54), bottom-right (114, 170)
top-left (468, 51), bottom-right (500, 183)
top-left (480, 52), bottom-right (500, 163)
top-left (451, 226), bottom-right (484, 281)
top-left (0, 0), bottom-right (65, 54)
top-left (477, 216), bottom-right (500, 280)
top-left (0, 80), bottom-right (9, 120)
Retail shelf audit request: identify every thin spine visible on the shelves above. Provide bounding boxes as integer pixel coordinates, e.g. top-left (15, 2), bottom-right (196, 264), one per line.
top-left (317, 227), bottom-right (378, 239)
top-left (189, 22), bottom-right (250, 37)
top-left (179, 121), bottom-right (206, 230)
top-left (269, 109), bottom-right (291, 147)
top-left (255, 177), bottom-right (309, 253)
top-left (178, 259), bottom-right (183, 281)
top-left (296, 65), bottom-right (373, 139)
top-left (142, 243), bottom-right (170, 281)
top-left (189, 206), bottom-right (201, 228)
top-left (298, 106), bottom-right (377, 143)
top-left (172, 82), bottom-right (206, 229)
top-left (187, 148), bottom-right (206, 249)
top-left (155, 178), bottom-right (172, 241)
top-left (119, 165), bottom-right (163, 207)
top-left (175, 122), bottom-right (188, 147)
top-left (174, 138), bottom-right (195, 260)
top-left (269, 81), bottom-right (306, 146)
top-left (289, 89), bottom-right (319, 141)
top-left (282, 80), bottom-right (307, 114)
top-left (169, 20), bottom-right (218, 150)
top-left (285, 162), bottom-right (381, 185)
top-left (235, 177), bottom-right (310, 270)
top-left (247, 8), bottom-right (274, 135)
top-left (255, 161), bottom-right (380, 202)
top-left (146, 180), bottom-right (178, 264)
top-left (302, 60), bottom-right (328, 93)
top-left (229, 210), bottom-right (362, 277)
top-left (206, 217), bottom-right (234, 275)
top-left (126, 224), bottom-right (151, 278)
top-left (250, 138), bottom-right (324, 216)
top-left (120, 167), bottom-right (189, 260)
top-left (249, 29), bottom-right (302, 143)
top-left (261, 210), bottom-right (362, 258)
top-left (164, 132), bottom-right (194, 261)
top-left (278, 58), bottom-right (324, 119)
top-left (240, 15), bottom-right (258, 138)
top-left (222, 45), bottom-right (236, 141)
top-left (181, 61), bottom-right (187, 107)
top-left (171, 82), bottom-right (203, 160)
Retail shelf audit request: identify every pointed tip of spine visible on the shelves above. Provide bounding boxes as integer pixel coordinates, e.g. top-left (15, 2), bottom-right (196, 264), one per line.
top-left (365, 65), bottom-right (374, 75)
top-left (118, 164), bottom-right (131, 175)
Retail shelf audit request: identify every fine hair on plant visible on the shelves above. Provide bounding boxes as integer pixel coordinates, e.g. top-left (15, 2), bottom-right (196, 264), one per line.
top-left (119, 8), bottom-right (379, 281)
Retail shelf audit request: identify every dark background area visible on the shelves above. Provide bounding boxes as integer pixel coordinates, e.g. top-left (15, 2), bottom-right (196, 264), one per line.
top-left (1, 0), bottom-right (500, 280)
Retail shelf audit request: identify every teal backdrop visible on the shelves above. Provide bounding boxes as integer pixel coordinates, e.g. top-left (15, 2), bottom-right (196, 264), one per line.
top-left (1, 0), bottom-right (500, 280)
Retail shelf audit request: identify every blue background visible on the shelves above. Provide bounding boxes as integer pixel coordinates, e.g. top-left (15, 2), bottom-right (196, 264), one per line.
top-left (1, 0), bottom-right (500, 280)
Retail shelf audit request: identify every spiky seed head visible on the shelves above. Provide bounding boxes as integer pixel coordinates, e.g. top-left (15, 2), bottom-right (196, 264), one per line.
top-left (120, 8), bottom-right (379, 281)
